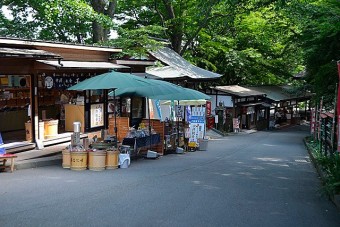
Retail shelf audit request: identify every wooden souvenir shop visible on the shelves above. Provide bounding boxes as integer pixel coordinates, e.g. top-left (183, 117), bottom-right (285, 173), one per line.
top-left (0, 37), bottom-right (126, 146)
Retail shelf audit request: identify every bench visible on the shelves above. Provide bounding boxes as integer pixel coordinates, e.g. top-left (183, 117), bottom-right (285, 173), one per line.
top-left (0, 154), bottom-right (17, 172)
top-left (0, 132), bottom-right (17, 172)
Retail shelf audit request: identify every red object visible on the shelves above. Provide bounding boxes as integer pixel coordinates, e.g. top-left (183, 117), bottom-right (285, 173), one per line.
top-left (206, 101), bottom-right (211, 116)
top-left (0, 154), bottom-right (17, 158)
top-left (207, 116), bottom-right (215, 129)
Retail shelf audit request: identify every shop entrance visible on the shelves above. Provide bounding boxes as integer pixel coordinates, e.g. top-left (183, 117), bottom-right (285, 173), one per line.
top-left (0, 75), bottom-right (31, 143)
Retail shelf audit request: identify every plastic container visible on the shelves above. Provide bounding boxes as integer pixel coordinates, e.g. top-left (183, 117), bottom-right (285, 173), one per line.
top-left (198, 139), bottom-right (209, 151)
top-left (119, 153), bottom-right (130, 168)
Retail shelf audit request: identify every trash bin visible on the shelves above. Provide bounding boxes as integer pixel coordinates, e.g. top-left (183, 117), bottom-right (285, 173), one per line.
top-left (119, 153), bottom-right (130, 168)
top-left (198, 139), bottom-right (209, 151)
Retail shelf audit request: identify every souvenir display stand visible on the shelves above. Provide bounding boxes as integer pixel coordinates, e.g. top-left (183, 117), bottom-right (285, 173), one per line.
top-left (108, 117), bottom-right (164, 155)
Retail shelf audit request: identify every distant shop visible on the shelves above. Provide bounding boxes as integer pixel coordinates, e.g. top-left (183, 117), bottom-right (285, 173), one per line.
top-left (247, 85), bottom-right (313, 125)
top-left (206, 85), bottom-right (269, 131)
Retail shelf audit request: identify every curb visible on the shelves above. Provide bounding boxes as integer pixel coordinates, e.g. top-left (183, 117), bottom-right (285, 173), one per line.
top-left (15, 155), bottom-right (62, 170)
top-left (303, 137), bottom-right (340, 210)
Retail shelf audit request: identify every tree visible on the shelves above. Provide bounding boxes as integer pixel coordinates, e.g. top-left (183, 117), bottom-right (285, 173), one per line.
top-left (0, 0), bottom-right (114, 43)
top-left (295, 0), bottom-right (340, 105)
top-left (91, 0), bottom-right (117, 43)
top-left (116, 0), bottom-right (225, 55)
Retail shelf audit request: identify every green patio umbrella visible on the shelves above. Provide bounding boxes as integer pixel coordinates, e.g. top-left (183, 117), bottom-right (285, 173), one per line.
top-left (67, 71), bottom-right (156, 138)
top-left (149, 87), bottom-right (211, 148)
top-left (67, 71), bottom-right (152, 91)
top-left (107, 78), bottom-right (210, 150)
top-left (108, 79), bottom-right (186, 150)
top-left (109, 78), bottom-right (184, 97)
top-left (149, 87), bottom-right (211, 101)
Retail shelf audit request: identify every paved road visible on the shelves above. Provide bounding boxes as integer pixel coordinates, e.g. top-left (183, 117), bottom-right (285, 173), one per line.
top-left (1, 125), bottom-right (339, 227)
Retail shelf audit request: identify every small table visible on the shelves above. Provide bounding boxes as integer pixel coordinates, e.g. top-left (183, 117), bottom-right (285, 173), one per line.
top-left (122, 134), bottom-right (161, 156)
top-left (0, 154), bottom-right (17, 172)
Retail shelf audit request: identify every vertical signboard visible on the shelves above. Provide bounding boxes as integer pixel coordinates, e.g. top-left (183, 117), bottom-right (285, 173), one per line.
top-left (206, 101), bottom-right (211, 116)
top-left (90, 103), bottom-right (104, 128)
top-left (310, 109), bottom-right (316, 134)
top-left (189, 106), bottom-right (206, 145)
top-left (337, 61), bottom-right (340, 152)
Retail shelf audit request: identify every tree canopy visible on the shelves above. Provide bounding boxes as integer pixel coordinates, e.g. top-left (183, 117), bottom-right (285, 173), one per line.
top-left (0, 0), bottom-right (339, 103)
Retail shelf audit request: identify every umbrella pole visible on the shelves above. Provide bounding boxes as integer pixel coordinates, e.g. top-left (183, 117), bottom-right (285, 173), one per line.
top-left (177, 100), bottom-right (180, 147)
top-left (114, 90), bottom-right (117, 140)
top-left (147, 97), bottom-right (152, 150)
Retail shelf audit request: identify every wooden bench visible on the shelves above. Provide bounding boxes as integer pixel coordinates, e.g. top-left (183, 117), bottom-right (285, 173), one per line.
top-left (0, 154), bottom-right (17, 173)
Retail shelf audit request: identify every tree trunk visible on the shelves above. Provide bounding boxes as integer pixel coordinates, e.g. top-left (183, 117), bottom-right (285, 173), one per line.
top-left (91, 0), bottom-right (117, 43)
top-left (161, 0), bottom-right (183, 55)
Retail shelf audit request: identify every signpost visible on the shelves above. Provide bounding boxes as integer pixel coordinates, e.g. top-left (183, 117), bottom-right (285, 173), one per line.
top-left (337, 61), bottom-right (340, 152)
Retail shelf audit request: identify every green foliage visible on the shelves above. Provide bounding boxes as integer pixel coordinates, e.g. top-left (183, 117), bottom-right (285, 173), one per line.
top-left (0, 0), bottom-right (113, 43)
top-left (296, 0), bottom-right (340, 107)
top-left (104, 25), bottom-right (165, 58)
top-left (306, 137), bottom-right (340, 195)
top-left (1, 0), bottom-right (337, 91)
top-left (186, 2), bottom-right (303, 85)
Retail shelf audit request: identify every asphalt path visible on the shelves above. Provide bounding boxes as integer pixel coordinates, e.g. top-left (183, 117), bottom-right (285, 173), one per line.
top-left (1, 125), bottom-right (340, 227)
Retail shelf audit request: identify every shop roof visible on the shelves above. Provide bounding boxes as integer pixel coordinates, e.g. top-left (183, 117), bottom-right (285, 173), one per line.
top-left (0, 37), bottom-right (122, 52)
top-left (236, 102), bottom-right (273, 107)
top-left (212, 85), bottom-right (266, 97)
top-left (147, 66), bottom-right (190, 79)
top-left (113, 59), bottom-right (156, 66)
top-left (147, 47), bottom-right (222, 80)
top-left (0, 47), bottom-right (61, 59)
top-left (131, 72), bottom-right (162, 80)
top-left (37, 60), bottom-right (130, 69)
top-left (246, 85), bottom-right (313, 102)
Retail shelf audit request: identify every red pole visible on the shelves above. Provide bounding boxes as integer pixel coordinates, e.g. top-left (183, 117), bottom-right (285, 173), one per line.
top-left (337, 61), bottom-right (340, 152)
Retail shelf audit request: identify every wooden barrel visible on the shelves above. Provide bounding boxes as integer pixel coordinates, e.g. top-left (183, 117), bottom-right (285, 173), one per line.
top-left (106, 150), bottom-right (119, 169)
top-left (70, 151), bottom-right (88, 171)
top-left (44, 120), bottom-right (59, 138)
top-left (88, 151), bottom-right (106, 171)
top-left (62, 149), bottom-right (71, 168)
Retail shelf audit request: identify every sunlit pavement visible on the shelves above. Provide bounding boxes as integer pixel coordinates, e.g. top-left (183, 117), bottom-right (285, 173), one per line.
top-left (1, 125), bottom-right (339, 227)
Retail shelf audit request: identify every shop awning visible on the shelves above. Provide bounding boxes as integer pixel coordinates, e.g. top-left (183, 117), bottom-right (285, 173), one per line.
top-left (37, 60), bottom-right (130, 70)
top-left (237, 102), bottom-right (273, 107)
top-left (0, 47), bottom-right (61, 59)
top-left (246, 85), bottom-right (313, 102)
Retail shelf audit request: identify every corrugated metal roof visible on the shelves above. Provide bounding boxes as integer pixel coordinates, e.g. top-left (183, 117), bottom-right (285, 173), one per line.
top-left (0, 47), bottom-right (61, 59)
top-left (147, 66), bottom-right (190, 79)
top-left (246, 85), bottom-right (313, 102)
top-left (212, 85), bottom-right (266, 97)
top-left (147, 47), bottom-right (222, 79)
top-left (37, 60), bottom-right (130, 69)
